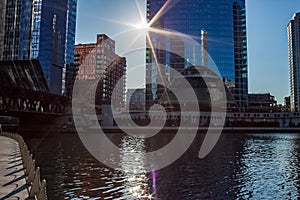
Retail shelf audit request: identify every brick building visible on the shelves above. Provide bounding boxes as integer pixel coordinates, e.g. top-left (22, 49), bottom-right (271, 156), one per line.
top-left (74, 34), bottom-right (126, 110)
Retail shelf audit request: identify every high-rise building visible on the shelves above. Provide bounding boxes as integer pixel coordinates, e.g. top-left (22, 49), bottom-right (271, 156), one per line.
top-left (75, 34), bottom-right (127, 110)
top-left (75, 43), bottom-right (97, 80)
top-left (75, 34), bottom-right (116, 80)
top-left (288, 12), bottom-right (300, 112)
top-left (103, 56), bottom-right (127, 110)
top-left (0, 0), bottom-right (77, 94)
top-left (146, 0), bottom-right (248, 111)
top-left (0, 0), bottom-right (6, 61)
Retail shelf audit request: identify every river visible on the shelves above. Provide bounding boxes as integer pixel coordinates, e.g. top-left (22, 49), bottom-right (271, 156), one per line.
top-left (25, 132), bottom-right (300, 199)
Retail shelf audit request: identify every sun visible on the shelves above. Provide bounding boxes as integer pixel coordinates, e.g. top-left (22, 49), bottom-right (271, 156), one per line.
top-left (134, 19), bottom-right (150, 29)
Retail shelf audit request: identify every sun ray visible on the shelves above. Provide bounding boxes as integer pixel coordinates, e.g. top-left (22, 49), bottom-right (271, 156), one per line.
top-left (94, 16), bottom-right (138, 29)
top-left (152, 26), bottom-right (232, 45)
top-left (92, 1), bottom-right (150, 31)
top-left (146, 32), bottom-right (173, 113)
top-left (135, 0), bottom-right (146, 23)
top-left (148, 0), bottom-right (179, 27)
top-left (148, 27), bottom-right (194, 40)
top-left (146, 33), bottom-right (161, 76)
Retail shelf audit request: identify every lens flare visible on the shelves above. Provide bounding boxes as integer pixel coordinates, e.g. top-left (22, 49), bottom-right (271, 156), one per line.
top-left (134, 20), bottom-right (150, 29)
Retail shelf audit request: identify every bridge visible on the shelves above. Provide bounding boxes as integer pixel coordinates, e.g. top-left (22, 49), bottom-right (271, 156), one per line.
top-left (0, 60), bottom-right (68, 133)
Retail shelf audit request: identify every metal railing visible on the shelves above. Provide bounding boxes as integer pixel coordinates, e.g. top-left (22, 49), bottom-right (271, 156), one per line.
top-left (0, 127), bottom-right (48, 200)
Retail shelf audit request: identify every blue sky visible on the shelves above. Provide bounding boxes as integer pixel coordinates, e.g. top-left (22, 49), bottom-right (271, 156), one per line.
top-left (76, 0), bottom-right (300, 104)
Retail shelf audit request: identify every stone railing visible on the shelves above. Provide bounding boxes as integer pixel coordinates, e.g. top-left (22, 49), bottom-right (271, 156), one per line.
top-left (0, 128), bottom-right (48, 200)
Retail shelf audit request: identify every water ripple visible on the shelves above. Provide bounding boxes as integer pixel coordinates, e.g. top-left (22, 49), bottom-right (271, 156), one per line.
top-left (26, 133), bottom-right (300, 199)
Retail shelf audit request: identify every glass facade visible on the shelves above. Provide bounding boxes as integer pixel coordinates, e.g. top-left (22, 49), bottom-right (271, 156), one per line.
top-left (19, 0), bottom-right (33, 60)
top-left (63, 0), bottom-right (77, 94)
top-left (31, 0), bottom-right (43, 59)
top-left (146, 0), bottom-right (248, 110)
top-left (288, 13), bottom-right (300, 112)
top-left (0, 0), bottom-right (6, 60)
top-left (1, 0), bottom-right (77, 95)
top-left (38, 0), bottom-right (77, 94)
top-left (2, 0), bottom-right (22, 61)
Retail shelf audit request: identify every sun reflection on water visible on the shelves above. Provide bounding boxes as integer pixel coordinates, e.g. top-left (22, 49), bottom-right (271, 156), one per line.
top-left (120, 136), bottom-right (155, 199)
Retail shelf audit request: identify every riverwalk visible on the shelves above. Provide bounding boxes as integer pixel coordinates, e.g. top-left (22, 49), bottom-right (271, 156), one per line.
top-left (0, 131), bottom-right (47, 200)
top-left (0, 136), bottom-right (29, 199)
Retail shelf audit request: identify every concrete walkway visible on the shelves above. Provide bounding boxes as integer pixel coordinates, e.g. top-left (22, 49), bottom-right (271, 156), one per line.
top-left (0, 136), bottom-right (29, 199)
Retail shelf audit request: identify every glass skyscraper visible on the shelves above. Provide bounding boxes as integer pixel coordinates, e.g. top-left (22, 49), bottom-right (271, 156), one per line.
top-left (288, 12), bottom-right (300, 112)
top-left (146, 0), bottom-right (248, 111)
top-left (0, 0), bottom-right (77, 94)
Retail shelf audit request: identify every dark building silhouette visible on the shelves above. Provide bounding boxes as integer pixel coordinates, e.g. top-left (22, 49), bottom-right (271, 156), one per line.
top-left (248, 93), bottom-right (278, 113)
top-left (159, 66), bottom-right (238, 112)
